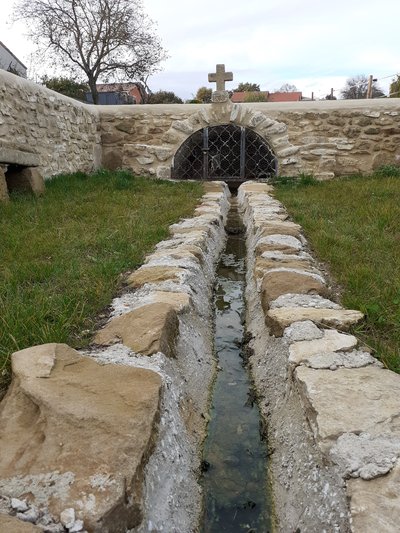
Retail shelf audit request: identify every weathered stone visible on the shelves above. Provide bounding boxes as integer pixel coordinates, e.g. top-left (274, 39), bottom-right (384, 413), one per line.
top-left (305, 350), bottom-right (378, 370)
top-left (137, 155), bottom-right (154, 165)
top-left (261, 270), bottom-right (328, 311)
top-left (203, 181), bottom-right (225, 193)
top-left (254, 257), bottom-right (314, 279)
top-left (0, 147), bottom-right (40, 167)
top-left (149, 291), bottom-right (191, 312)
top-left (347, 462), bottom-right (400, 532)
top-left (0, 343), bottom-right (162, 531)
top-left (283, 320), bottom-right (324, 342)
top-left (0, 167), bottom-right (9, 201)
top-left (256, 235), bottom-right (303, 255)
top-left (330, 432), bottom-right (400, 480)
top-left (127, 266), bottom-right (186, 289)
top-left (0, 515), bottom-right (42, 532)
top-left (258, 222), bottom-right (302, 238)
top-left (211, 90), bottom-right (229, 103)
top-left (295, 366), bottom-right (400, 452)
top-left (289, 329), bottom-right (358, 364)
top-left (156, 166), bottom-right (171, 179)
top-left (94, 302), bottom-right (179, 356)
top-left (6, 167), bottom-right (45, 196)
top-left (239, 182), bottom-right (273, 194)
top-left (267, 307), bottom-right (364, 336)
top-left (270, 293), bottom-right (341, 310)
top-left (171, 120), bottom-right (194, 134)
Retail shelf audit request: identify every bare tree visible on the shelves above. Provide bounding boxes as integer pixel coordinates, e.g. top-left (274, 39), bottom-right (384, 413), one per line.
top-left (14, 0), bottom-right (167, 104)
top-left (279, 83), bottom-right (298, 92)
top-left (341, 75), bottom-right (385, 99)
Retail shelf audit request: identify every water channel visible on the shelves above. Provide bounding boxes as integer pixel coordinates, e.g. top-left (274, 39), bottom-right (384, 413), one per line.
top-left (201, 199), bottom-right (271, 532)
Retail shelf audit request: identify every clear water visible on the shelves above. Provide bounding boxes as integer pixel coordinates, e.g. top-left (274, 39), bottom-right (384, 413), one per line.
top-left (201, 202), bottom-right (271, 533)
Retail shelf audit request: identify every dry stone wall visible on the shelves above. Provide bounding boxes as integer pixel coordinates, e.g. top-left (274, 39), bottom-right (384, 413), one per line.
top-left (0, 182), bottom-right (230, 533)
top-left (238, 181), bottom-right (400, 532)
top-left (0, 70), bottom-right (101, 178)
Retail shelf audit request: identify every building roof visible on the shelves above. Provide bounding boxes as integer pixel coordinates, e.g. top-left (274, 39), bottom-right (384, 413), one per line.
top-left (0, 41), bottom-right (27, 70)
top-left (231, 90), bottom-right (303, 103)
top-left (267, 91), bottom-right (302, 102)
top-left (231, 91), bottom-right (269, 103)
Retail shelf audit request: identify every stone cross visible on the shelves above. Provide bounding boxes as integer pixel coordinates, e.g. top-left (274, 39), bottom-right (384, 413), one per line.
top-left (208, 64), bottom-right (233, 92)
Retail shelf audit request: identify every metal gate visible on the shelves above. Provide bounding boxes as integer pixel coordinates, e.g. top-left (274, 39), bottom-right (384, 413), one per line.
top-left (171, 124), bottom-right (277, 181)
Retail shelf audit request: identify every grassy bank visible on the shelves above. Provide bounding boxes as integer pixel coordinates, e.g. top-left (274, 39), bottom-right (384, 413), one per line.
top-left (0, 170), bottom-right (202, 394)
top-left (274, 168), bottom-right (400, 373)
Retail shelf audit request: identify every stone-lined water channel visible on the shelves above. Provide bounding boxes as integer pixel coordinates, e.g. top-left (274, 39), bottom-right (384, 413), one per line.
top-left (201, 199), bottom-right (271, 532)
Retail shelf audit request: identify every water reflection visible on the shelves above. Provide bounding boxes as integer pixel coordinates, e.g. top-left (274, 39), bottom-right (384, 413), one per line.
top-left (202, 204), bottom-right (271, 533)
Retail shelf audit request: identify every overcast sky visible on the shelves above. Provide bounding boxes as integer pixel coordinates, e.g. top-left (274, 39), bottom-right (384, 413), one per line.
top-left (1, 0), bottom-right (399, 100)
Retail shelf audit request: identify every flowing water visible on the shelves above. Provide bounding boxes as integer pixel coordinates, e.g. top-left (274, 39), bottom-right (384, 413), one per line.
top-left (201, 200), bottom-right (271, 532)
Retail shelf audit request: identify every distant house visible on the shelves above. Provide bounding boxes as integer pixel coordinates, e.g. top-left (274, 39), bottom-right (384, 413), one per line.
top-left (267, 91), bottom-right (303, 102)
top-left (0, 41), bottom-right (27, 78)
top-left (85, 82), bottom-right (147, 105)
top-left (231, 91), bottom-right (303, 103)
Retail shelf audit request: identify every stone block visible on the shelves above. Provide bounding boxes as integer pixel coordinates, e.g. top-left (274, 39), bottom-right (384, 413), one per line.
top-left (289, 329), bottom-right (358, 364)
top-left (94, 302), bottom-right (179, 357)
top-left (256, 235), bottom-right (303, 255)
top-left (295, 365), bottom-right (400, 452)
top-left (0, 343), bottom-right (162, 531)
top-left (266, 307), bottom-right (364, 336)
top-left (6, 167), bottom-right (45, 196)
top-left (127, 266), bottom-right (186, 289)
top-left (347, 462), bottom-right (400, 532)
top-left (0, 147), bottom-right (40, 167)
top-left (261, 270), bottom-right (328, 311)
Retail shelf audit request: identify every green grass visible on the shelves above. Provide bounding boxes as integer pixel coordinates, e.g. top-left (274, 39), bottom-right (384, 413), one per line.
top-left (0, 169), bottom-right (202, 394)
top-left (274, 169), bottom-right (400, 372)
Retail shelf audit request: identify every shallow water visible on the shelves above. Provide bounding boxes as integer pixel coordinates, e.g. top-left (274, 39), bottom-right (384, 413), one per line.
top-left (201, 201), bottom-right (271, 532)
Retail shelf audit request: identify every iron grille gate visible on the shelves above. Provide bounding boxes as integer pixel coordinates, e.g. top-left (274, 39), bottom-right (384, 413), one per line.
top-left (172, 124), bottom-right (277, 181)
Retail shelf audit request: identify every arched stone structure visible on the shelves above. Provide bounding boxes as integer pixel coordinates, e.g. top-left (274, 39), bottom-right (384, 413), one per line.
top-left (171, 124), bottom-right (277, 182)
top-left (121, 100), bottom-right (301, 180)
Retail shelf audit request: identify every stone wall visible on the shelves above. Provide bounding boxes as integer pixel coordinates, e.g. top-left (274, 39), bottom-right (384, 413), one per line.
top-left (99, 98), bottom-right (400, 180)
top-left (238, 181), bottom-right (400, 532)
top-left (0, 70), bottom-right (101, 178)
top-left (1, 69), bottom-right (400, 181)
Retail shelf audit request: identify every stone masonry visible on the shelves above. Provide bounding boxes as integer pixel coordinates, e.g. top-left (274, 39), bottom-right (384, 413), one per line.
top-left (1, 69), bottom-right (400, 184)
top-left (238, 181), bottom-right (400, 532)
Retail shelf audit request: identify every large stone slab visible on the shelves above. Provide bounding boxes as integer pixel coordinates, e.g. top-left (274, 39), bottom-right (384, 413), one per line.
top-left (289, 329), bottom-right (358, 364)
top-left (295, 366), bottom-right (400, 452)
top-left (0, 343), bottom-right (162, 531)
top-left (254, 256), bottom-right (314, 279)
top-left (0, 147), bottom-right (40, 167)
top-left (347, 462), bottom-right (400, 532)
top-left (127, 265), bottom-right (187, 289)
top-left (266, 306), bottom-right (364, 336)
top-left (261, 270), bottom-right (328, 311)
top-left (258, 221), bottom-right (302, 238)
top-left (94, 302), bottom-right (179, 356)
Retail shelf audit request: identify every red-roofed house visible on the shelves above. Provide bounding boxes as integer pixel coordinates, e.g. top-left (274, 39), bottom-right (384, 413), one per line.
top-left (267, 91), bottom-right (302, 102)
top-left (231, 91), bottom-right (303, 103)
top-left (96, 82), bottom-right (147, 104)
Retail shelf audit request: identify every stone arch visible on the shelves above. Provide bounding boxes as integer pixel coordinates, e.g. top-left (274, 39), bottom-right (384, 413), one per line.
top-left (122, 102), bottom-right (301, 180)
top-left (171, 124), bottom-right (277, 182)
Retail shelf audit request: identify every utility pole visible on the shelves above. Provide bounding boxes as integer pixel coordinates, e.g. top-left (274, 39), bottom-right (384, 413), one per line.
top-left (366, 75), bottom-right (373, 99)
